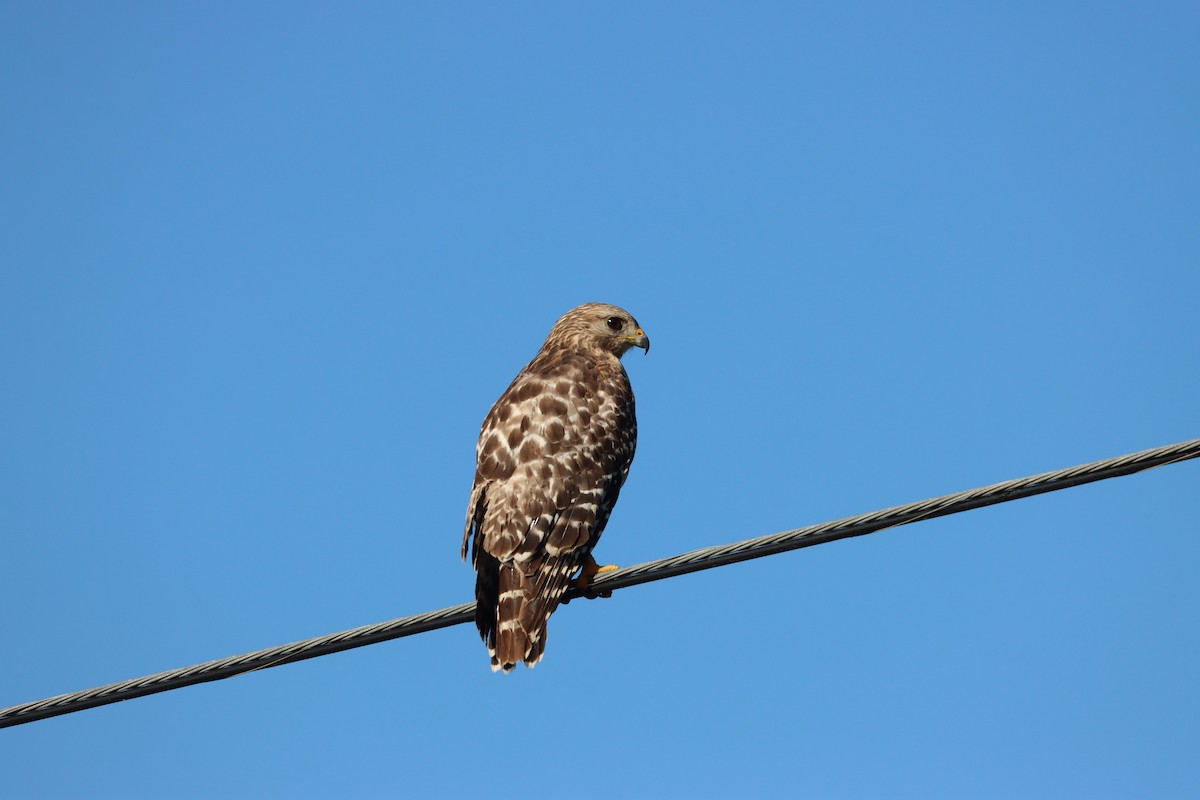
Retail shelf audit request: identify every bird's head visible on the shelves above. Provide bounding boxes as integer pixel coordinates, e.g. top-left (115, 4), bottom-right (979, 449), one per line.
top-left (545, 303), bottom-right (649, 358)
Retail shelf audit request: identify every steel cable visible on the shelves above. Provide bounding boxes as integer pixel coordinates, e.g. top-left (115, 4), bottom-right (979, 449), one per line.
top-left (3, 438), bottom-right (1197, 730)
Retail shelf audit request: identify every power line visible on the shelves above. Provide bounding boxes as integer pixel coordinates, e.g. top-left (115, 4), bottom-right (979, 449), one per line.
top-left (2, 438), bottom-right (1197, 730)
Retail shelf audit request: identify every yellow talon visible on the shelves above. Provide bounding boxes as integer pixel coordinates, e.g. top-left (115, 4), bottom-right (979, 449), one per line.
top-left (574, 554), bottom-right (619, 589)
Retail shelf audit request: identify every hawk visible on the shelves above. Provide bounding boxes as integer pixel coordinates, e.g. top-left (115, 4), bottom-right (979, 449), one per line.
top-left (462, 303), bottom-right (649, 672)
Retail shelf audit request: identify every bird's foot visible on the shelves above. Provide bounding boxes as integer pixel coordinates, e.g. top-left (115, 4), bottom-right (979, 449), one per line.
top-left (571, 555), bottom-right (618, 599)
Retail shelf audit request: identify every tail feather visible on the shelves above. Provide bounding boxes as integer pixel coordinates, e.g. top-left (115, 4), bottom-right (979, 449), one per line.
top-left (494, 564), bottom-right (528, 671)
top-left (481, 552), bottom-right (586, 672)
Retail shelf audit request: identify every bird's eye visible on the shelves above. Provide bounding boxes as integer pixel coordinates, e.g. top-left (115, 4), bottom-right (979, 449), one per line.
top-left (606, 317), bottom-right (624, 331)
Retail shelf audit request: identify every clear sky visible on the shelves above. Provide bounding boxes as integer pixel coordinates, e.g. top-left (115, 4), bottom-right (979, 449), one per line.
top-left (2, 2), bottom-right (1198, 798)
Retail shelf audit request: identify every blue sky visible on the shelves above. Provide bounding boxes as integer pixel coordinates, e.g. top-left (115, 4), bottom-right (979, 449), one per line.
top-left (2, 2), bottom-right (1198, 797)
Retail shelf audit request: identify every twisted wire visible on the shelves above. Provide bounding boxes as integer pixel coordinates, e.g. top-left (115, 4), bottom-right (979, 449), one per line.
top-left (3, 438), bottom-right (1197, 730)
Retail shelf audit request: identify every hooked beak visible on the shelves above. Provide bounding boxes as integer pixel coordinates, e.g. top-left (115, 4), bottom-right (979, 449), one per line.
top-left (627, 327), bottom-right (650, 354)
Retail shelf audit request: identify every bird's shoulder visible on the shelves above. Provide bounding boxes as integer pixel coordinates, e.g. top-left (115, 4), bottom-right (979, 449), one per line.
top-left (496, 348), bottom-right (624, 405)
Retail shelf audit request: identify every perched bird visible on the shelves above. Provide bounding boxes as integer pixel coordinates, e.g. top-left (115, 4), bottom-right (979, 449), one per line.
top-left (462, 303), bottom-right (649, 672)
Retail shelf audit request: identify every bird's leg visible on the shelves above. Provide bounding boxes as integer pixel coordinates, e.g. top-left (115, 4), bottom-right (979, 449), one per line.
top-left (573, 553), bottom-right (619, 597)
